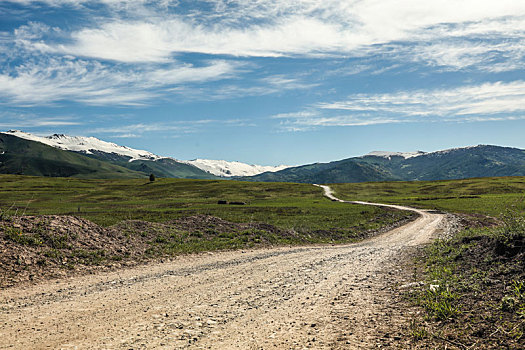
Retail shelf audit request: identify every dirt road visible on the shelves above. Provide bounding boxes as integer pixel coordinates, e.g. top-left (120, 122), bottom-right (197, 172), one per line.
top-left (0, 186), bottom-right (444, 349)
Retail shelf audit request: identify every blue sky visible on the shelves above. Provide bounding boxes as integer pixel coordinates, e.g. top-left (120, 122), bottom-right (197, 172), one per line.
top-left (0, 0), bottom-right (524, 165)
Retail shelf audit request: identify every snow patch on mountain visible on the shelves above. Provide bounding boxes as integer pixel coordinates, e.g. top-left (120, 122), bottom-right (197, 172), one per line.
top-left (2, 130), bottom-right (161, 161)
top-left (425, 145), bottom-right (487, 157)
top-left (183, 159), bottom-right (290, 177)
top-left (2, 130), bottom-right (289, 177)
top-left (364, 151), bottom-right (426, 159)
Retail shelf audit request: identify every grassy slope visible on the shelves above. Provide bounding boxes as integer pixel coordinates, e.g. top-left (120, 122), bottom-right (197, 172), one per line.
top-left (241, 145), bottom-right (525, 184)
top-left (0, 134), bottom-right (146, 179)
top-left (82, 151), bottom-right (220, 179)
top-left (121, 158), bottom-right (219, 179)
top-left (407, 224), bottom-right (524, 348)
top-left (239, 159), bottom-right (395, 183)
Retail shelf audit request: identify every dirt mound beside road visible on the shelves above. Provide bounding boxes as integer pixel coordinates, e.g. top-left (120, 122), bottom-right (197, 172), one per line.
top-left (1, 215), bottom-right (142, 287)
top-left (0, 214), bottom-right (300, 288)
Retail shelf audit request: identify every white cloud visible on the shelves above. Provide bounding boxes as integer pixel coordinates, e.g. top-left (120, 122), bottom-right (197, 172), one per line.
top-left (33, 17), bottom-right (346, 62)
top-left (89, 117), bottom-right (253, 137)
top-left (13, 1), bottom-right (525, 65)
top-left (3, 0), bottom-right (525, 109)
top-left (0, 57), bottom-right (238, 105)
top-left (0, 111), bottom-right (81, 129)
top-left (275, 81), bottom-right (525, 130)
top-left (91, 122), bottom-right (192, 134)
top-left (319, 81), bottom-right (525, 117)
top-left (395, 39), bottom-right (525, 71)
top-left (163, 74), bottom-right (317, 101)
top-left (278, 114), bottom-right (402, 131)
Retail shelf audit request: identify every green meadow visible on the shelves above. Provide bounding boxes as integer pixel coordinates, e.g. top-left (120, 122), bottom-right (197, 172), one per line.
top-left (0, 175), bottom-right (409, 237)
top-left (331, 176), bottom-right (525, 217)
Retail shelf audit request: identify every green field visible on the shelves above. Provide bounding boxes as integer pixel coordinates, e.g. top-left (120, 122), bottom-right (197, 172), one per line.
top-left (331, 176), bottom-right (525, 217)
top-left (0, 175), bottom-right (410, 238)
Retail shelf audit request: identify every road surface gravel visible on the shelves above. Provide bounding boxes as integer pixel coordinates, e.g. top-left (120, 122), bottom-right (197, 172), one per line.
top-left (0, 186), bottom-right (445, 349)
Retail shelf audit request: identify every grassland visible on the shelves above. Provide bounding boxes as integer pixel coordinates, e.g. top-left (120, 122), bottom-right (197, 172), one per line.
top-left (331, 176), bottom-right (525, 217)
top-left (404, 218), bottom-right (525, 348)
top-left (0, 174), bottom-right (411, 232)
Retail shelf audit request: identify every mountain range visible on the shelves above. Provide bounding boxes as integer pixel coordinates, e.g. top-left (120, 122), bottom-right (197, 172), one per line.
top-left (240, 146), bottom-right (525, 183)
top-left (1, 130), bottom-right (286, 179)
top-left (2, 130), bottom-right (525, 183)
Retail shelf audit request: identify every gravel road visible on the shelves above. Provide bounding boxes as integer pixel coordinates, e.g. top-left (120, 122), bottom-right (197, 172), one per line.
top-left (0, 186), bottom-right (444, 349)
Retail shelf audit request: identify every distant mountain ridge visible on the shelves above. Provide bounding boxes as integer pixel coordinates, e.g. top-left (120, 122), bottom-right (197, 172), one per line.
top-left (0, 133), bottom-right (146, 178)
top-left (240, 145), bottom-right (525, 183)
top-left (2, 130), bottom-right (217, 179)
top-left (182, 158), bottom-right (289, 177)
top-left (363, 151), bottom-right (426, 159)
top-left (1, 131), bottom-right (289, 178)
top-left (3, 130), bottom-right (525, 183)
top-left (3, 130), bottom-right (160, 161)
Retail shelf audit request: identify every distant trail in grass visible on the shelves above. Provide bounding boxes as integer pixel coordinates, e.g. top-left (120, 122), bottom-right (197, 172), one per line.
top-left (330, 176), bottom-right (525, 217)
top-left (315, 184), bottom-right (427, 215)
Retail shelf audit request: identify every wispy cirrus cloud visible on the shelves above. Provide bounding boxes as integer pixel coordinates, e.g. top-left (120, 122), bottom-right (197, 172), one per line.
top-left (273, 109), bottom-right (408, 132)
top-left (2, 0), bottom-right (525, 109)
top-left (13, 1), bottom-right (525, 64)
top-left (0, 56), bottom-right (238, 105)
top-left (89, 117), bottom-right (256, 138)
top-left (274, 81), bottom-right (525, 130)
top-left (318, 81), bottom-right (525, 117)
top-left (0, 111), bottom-right (81, 129)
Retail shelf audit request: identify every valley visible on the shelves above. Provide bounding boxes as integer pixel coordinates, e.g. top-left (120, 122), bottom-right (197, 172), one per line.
top-left (2, 1), bottom-right (524, 348)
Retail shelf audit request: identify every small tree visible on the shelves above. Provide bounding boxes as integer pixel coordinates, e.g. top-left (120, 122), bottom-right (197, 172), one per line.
top-left (149, 173), bottom-right (156, 182)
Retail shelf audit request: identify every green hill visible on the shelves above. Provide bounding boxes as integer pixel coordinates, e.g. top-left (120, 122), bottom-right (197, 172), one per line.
top-left (82, 151), bottom-right (219, 179)
top-left (0, 134), bottom-right (147, 179)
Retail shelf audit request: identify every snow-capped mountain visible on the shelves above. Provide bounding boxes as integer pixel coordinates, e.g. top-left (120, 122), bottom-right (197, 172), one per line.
top-left (364, 151), bottom-right (426, 159)
top-left (3, 130), bottom-right (160, 162)
top-left (183, 159), bottom-right (290, 177)
top-left (1, 130), bottom-right (289, 177)
top-left (2, 130), bottom-right (524, 183)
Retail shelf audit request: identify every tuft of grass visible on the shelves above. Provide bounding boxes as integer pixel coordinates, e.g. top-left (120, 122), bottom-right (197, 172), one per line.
top-left (409, 319), bottom-right (429, 340)
top-left (494, 209), bottom-right (525, 256)
top-left (4, 227), bottom-right (43, 246)
top-left (422, 285), bottom-right (460, 321)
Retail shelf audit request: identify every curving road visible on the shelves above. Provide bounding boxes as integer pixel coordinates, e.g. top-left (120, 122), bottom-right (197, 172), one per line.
top-left (0, 186), bottom-right (444, 349)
